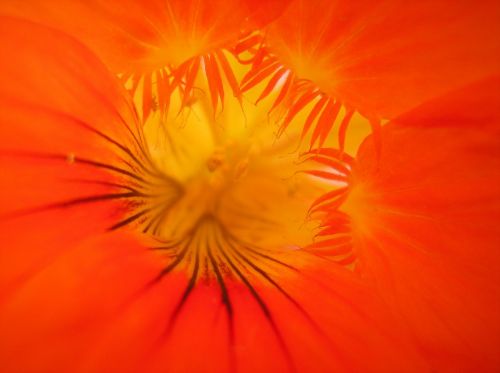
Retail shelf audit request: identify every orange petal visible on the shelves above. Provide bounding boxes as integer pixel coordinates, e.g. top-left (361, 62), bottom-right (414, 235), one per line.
top-left (0, 17), bottom-right (146, 296)
top-left (1, 231), bottom-right (428, 371)
top-left (0, 231), bottom-right (168, 372)
top-left (265, 0), bottom-right (500, 119)
top-left (242, 0), bottom-right (292, 27)
top-left (0, 0), bottom-right (288, 120)
top-left (0, 0), bottom-right (282, 72)
top-left (343, 77), bottom-right (500, 370)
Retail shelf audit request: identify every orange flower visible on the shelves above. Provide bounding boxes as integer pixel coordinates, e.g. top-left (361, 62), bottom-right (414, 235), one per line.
top-left (312, 77), bottom-right (500, 370)
top-left (0, 0), bottom-right (499, 372)
top-left (242, 0), bottom-right (500, 146)
top-left (0, 0), bottom-right (289, 121)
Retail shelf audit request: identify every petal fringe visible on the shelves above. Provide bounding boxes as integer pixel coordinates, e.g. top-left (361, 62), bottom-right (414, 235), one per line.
top-left (340, 77), bottom-right (500, 370)
top-left (264, 0), bottom-right (500, 119)
top-left (0, 0), bottom-right (285, 122)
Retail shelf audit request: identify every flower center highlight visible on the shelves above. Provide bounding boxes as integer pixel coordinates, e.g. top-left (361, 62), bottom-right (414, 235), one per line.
top-left (117, 59), bottom-right (372, 280)
top-left (141, 94), bottom-right (326, 254)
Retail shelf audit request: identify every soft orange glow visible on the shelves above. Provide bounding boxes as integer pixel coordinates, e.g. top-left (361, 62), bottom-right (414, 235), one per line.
top-left (340, 77), bottom-right (500, 370)
top-left (0, 1), bottom-right (499, 372)
top-left (263, 0), bottom-right (500, 119)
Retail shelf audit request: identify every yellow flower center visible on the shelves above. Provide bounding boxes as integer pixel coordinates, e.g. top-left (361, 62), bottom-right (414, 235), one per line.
top-left (142, 90), bottom-right (325, 251)
top-left (118, 56), bottom-right (372, 277)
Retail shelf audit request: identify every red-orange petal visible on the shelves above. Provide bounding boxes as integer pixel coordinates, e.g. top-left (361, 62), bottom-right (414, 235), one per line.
top-left (0, 231), bottom-right (167, 372)
top-left (265, 0), bottom-right (500, 119)
top-left (1, 232), bottom-right (429, 372)
top-left (0, 16), bottom-right (144, 298)
top-left (343, 77), bottom-right (500, 370)
top-left (0, 0), bottom-right (284, 73)
top-left (155, 251), bottom-right (428, 372)
top-left (0, 21), bottom-right (429, 371)
top-left (242, 0), bottom-right (292, 28)
top-left (0, 0), bottom-right (290, 121)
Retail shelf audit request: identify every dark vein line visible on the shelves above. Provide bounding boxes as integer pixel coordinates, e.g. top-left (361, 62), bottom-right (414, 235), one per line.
top-left (145, 196), bottom-right (179, 236)
top-left (74, 156), bottom-right (148, 183)
top-left (148, 239), bottom-right (184, 251)
top-left (58, 69), bottom-right (152, 168)
top-left (62, 111), bottom-right (162, 180)
top-left (151, 201), bottom-right (176, 236)
top-left (108, 207), bottom-right (151, 231)
top-left (207, 235), bottom-right (236, 373)
top-left (207, 238), bottom-right (234, 336)
top-left (143, 211), bottom-right (163, 235)
top-left (164, 241), bottom-right (200, 335)
top-left (141, 194), bottom-right (181, 235)
top-left (146, 235), bottom-right (194, 287)
top-left (227, 239), bottom-right (324, 335)
top-left (215, 230), bottom-right (296, 373)
top-left (1, 192), bottom-right (138, 220)
top-left (61, 178), bottom-right (145, 195)
top-left (0, 150), bottom-right (148, 185)
top-left (0, 96), bottom-right (160, 180)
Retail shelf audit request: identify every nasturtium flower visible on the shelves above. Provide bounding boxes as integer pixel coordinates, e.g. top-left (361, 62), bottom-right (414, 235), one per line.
top-left (258, 0), bottom-right (500, 117)
top-left (319, 77), bottom-right (500, 371)
top-left (0, 0), bottom-right (499, 372)
top-left (0, 0), bottom-right (289, 121)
